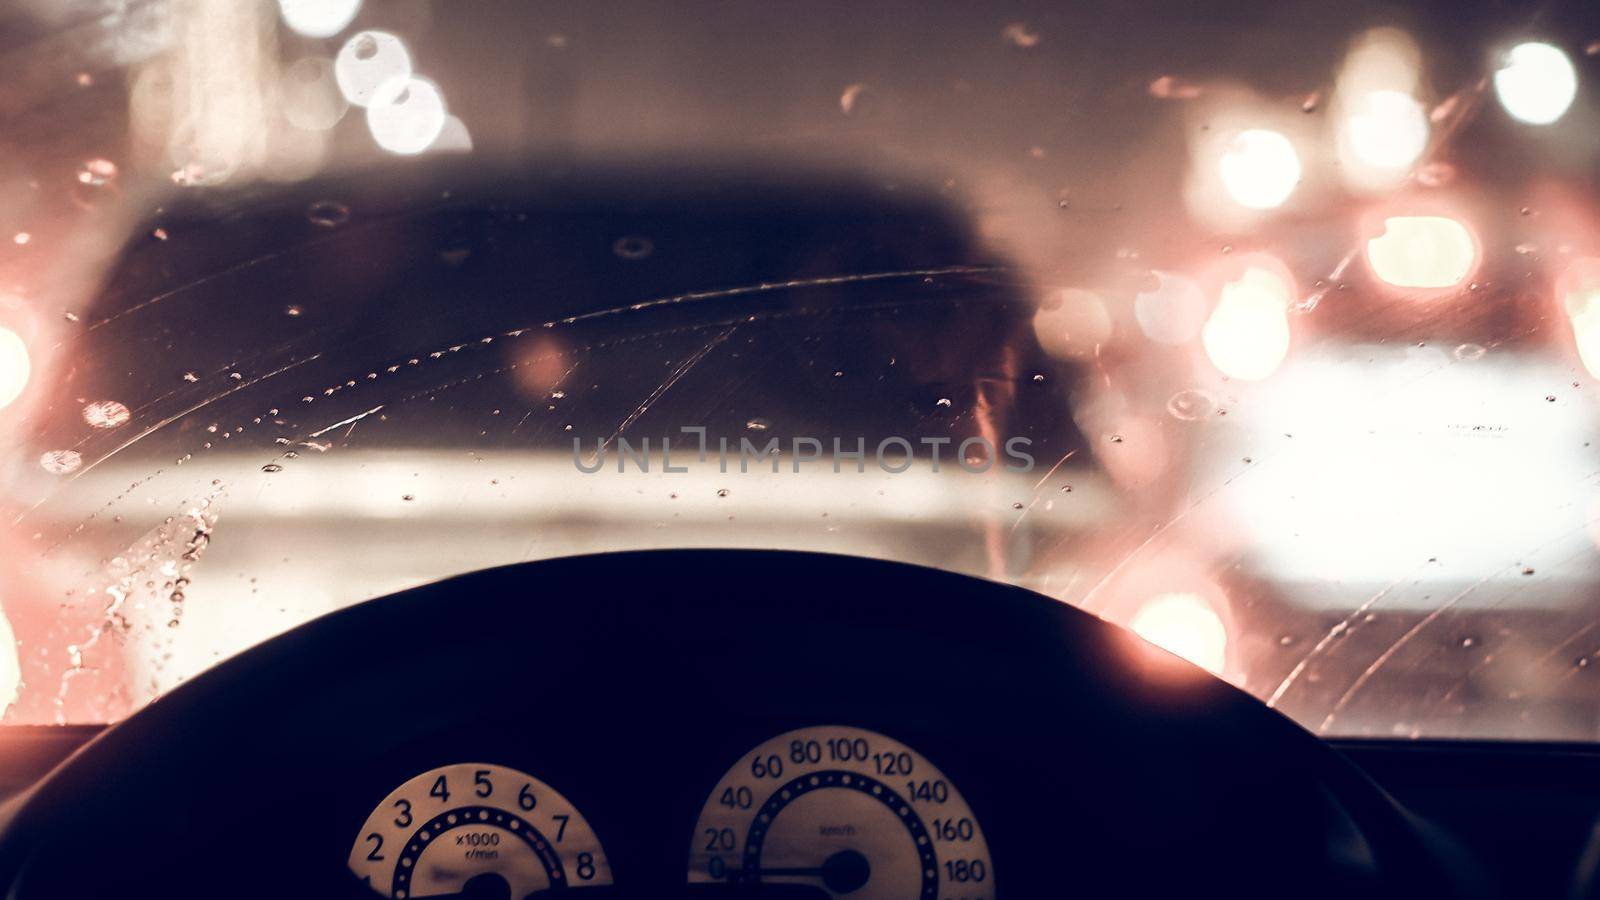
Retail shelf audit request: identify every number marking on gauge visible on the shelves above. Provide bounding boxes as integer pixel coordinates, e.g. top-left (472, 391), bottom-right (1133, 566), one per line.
top-left (688, 726), bottom-right (993, 899)
top-left (349, 762), bottom-right (610, 898)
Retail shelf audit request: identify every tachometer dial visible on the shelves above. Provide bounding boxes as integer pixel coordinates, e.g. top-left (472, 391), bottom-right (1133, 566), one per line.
top-left (350, 762), bottom-right (611, 898)
top-left (688, 726), bottom-right (993, 898)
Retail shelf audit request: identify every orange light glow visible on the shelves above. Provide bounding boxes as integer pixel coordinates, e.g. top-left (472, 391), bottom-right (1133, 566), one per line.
top-left (1365, 216), bottom-right (1477, 289)
top-left (1130, 592), bottom-right (1228, 675)
top-left (0, 327), bottom-right (29, 411)
top-left (1561, 258), bottom-right (1600, 380)
top-left (1202, 265), bottom-right (1292, 380)
top-left (1032, 288), bottom-right (1112, 360)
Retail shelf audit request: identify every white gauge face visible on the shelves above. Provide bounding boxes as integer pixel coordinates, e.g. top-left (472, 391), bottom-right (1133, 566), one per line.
top-left (688, 726), bottom-right (994, 899)
top-left (349, 762), bottom-right (612, 898)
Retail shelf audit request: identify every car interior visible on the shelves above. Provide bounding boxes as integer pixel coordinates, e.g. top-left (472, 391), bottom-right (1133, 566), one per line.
top-left (3, 1), bottom-right (1600, 897)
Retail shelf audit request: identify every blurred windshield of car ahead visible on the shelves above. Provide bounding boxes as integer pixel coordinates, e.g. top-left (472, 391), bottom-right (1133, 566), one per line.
top-left (0, 0), bottom-right (1599, 740)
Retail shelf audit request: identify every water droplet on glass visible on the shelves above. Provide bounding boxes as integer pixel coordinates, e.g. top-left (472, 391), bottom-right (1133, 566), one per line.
top-left (1031, 373), bottom-right (1045, 382)
top-left (285, 305), bottom-right (304, 317)
top-left (1165, 389), bottom-right (1216, 421)
top-left (1011, 501), bottom-right (1025, 510)
top-left (401, 493), bottom-right (415, 501)
top-left (12, 232), bottom-right (29, 246)
top-left (935, 397), bottom-right (953, 408)
top-left (151, 227), bottom-right (168, 241)
top-left (1060, 484), bottom-right (1073, 493)
top-left (1522, 567), bottom-right (1536, 576)
top-left (261, 463), bottom-right (283, 473)
top-left (39, 449), bottom-right (82, 474)
top-left (76, 158), bottom-right (118, 187)
top-left (1579, 656), bottom-right (1592, 669)
top-left (82, 400), bottom-right (131, 429)
top-left (716, 488), bottom-right (730, 498)
top-left (307, 200), bottom-right (350, 228)
top-left (182, 372), bottom-right (199, 383)
top-left (745, 417), bottom-right (771, 431)
top-left (1300, 92), bottom-right (1320, 113)
top-left (1460, 636), bottom-right (1476, 648)
top-left (1453, 343), bottom-right (1486, 362)
top-left (611, 235), bottom-right (653, 260)
top-left (1001, 22), bottom-right (1040, 47)
top-left (1547, 395), bottom-right (1558, 403)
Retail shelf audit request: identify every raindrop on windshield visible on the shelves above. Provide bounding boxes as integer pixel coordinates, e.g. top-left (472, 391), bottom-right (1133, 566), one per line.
top-left (76, 158), bottom-right (118, 187)
top-left (82, 400), bottom-right (131, 429)
top-left (307, 200), bottom-right (350, 228)
top-left (1453, 343), bottom-right (1487, 362)
top-left (745, 418), bottom-right (771, 431)
top-left (39, 450), bottom-right (83, 474)
top-left (1001, 22), bottom-right (1040, 47)
top-left (261, 463), bottom-right (284, 474)
top-left (1166, 389), bottom-right (1216, 421)
top-left (612, 236), bottom-right (653, 260)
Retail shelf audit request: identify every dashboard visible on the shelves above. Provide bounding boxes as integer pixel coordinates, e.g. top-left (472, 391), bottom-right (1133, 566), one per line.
top-left (0, 551), bottom-right (1465, 898)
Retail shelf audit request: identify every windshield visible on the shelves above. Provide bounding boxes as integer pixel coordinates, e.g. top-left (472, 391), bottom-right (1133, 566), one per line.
top-left (3, 0), bottom-right (1600, 741)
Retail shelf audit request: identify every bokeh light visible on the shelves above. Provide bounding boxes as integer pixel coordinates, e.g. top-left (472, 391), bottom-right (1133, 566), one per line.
top-left (1134, 272), bottom-right (1207, 345)
top-left (0, 327), bottom-right (30, 411)
top-left (0, 603), bottom-right (18, 717)
top-left (335, 30), bottom-right (411, 107)
top-left (1561, 257), bottom-right (1600, 380)
top-left (281, 57), bottom-right (349, 131)
top-left (1130, 592), bottom-right (1227, 675)
top-left (1343, 90), bottom-right (1428, 171)
top-left (277, 0), bottom-right (362, 39)
top-left (366, 76), bottom-right (447, 155)
top-left (1202, 264), bottom-right (1292, 380)
top-left (1217, 129), bottom-right (1300, 210)
top-left (1032, 288), bottom-right (1112, 360)
top-left (1333, 28), bottom-right (1428, 189)
top-left (1494, 41), bottom-right (1578, 125)
top-left (1365, 216), bottom-right (1477, 289)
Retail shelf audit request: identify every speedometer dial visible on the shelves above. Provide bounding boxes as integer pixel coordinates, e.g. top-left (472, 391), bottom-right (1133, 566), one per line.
top-left (688, 726), bottom-right (993, 898)
top-left (349, 762), bottom-right (612, 898)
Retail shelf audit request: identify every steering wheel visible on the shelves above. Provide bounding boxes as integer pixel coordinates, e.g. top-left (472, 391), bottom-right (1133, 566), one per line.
top-left (0, 550), bottom-right (1467, 898)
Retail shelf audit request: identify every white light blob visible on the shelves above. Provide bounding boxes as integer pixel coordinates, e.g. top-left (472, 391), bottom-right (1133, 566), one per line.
top-left (1365, 216), bottom-right (1477, 289)
top-left (1344, 89), bottom-right (1429, 170)
top-left (334, 30), bottom-right (410, 108)
top-left (1217, 129), bottom-right (1301, 210)
top-left (366, 76), bottom-right (446, 155)
top-left (1134, 272), bottom-right (1207, 345)
top-left (277, 0), bottom-right (362, 39)
top-left (0, 327), bottom-right (29, 411)
top-left (1202, 266), bottom-right (1292, 381)
top-left (1494, 42), bottom-right (1578, 125)
top-left (0, 603), bottom-right (18, 716)
top-left (1130, 593), bottom-right (1227, 675)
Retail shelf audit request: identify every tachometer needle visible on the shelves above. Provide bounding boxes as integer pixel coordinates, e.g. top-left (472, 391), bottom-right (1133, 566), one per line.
top-left (412, 872), bottom-right (511, 900)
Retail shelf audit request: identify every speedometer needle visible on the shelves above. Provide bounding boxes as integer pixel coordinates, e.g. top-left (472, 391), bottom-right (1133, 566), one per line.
top-left (756, 849), bottom-right (871, 894)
